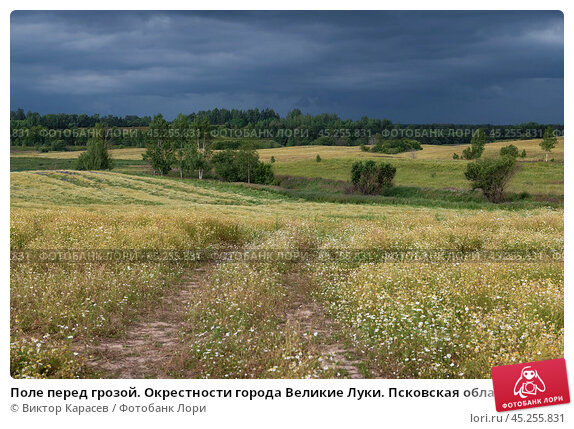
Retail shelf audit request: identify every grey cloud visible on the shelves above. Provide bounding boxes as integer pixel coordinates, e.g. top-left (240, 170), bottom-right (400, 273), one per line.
top-left (11, 10), bottom-right (563, 123)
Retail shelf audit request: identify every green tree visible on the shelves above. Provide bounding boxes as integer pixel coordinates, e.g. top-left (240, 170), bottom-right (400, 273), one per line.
top-left (13, 108), bottom-right (26, 121)
top-left (190, 116), bottom-right (213, 179)
top-left (351, 160), bottom-right (396, 195)
top-left (236, 145), bottom-right (259, 184)
top-left (540, 127), bottom-right (557, 162)
top-left (464, 156), bottom-right (516, 203)
top-left (316, 154), bottom-right (322, 162)
top-left (171, 114), bottom-right (192, 178)
top-left (142, 114), bottom-right (174, 175)
top-left (76, 124), bottom-right (112, 170)
top-left (211, 148), bottom-right (274, 184)
top-left (462, 129), bottom-right (486, 160)
top-left (211, 149), bottom-right (239, 181)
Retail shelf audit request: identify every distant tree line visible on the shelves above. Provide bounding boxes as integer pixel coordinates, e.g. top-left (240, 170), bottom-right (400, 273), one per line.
top-left (11, 107), bottom-right (563, 151)
top-left (10, 108), bottom-right (152, 129)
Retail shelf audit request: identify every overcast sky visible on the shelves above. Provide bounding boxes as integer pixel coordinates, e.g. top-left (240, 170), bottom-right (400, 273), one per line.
top-left (10, 10), bottom-right (564, 123)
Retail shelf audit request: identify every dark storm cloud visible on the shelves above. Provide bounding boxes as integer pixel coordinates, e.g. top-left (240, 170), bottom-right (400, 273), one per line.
top-left (10, 10), bottom-right (563, 123)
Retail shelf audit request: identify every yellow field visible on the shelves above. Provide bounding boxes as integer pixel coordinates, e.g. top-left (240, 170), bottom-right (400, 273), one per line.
top-left (259, 137), bottom-right (564, 162)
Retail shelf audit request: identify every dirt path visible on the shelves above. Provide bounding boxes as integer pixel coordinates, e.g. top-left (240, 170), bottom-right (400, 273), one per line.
top-left (282, 272), bottom-right (365, 379)
top-left (82, 266), bottom-right (206, 378)
top-left (81, 266), bottom-right (365, 379)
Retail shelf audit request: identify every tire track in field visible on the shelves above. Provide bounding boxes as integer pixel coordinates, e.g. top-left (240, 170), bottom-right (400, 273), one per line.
top-left (82, 266), bottom-right (207, 378)
top-left (282, 272), bottom-right (365, 379)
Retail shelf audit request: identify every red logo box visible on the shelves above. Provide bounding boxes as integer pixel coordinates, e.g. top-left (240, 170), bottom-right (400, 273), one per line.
top-left (491, 358), bottom-right (570, 412)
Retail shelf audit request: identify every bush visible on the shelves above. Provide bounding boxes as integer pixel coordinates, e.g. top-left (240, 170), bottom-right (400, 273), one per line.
top-left (464, 156), bottom-right (516, 203)
top-left (453, 153), bottom-right (459, 159)
top-left (50, 139), bottom-right (67, 152)
top-left (351, 160), bottom-right (396, 195)
top-left (370, 137), bottom-right (422, 154)
top-left (520, 149), bottom-right (527, 158)
top-left (253, 162), bottom-right (275, 184)
top-left (316, 154), bottom-right (322, 162)
top-left (499, 144), bottom-right (519, 158)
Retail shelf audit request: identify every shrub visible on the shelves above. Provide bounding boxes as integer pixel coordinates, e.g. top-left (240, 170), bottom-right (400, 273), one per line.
top-left (499, 144), bottom-right (519, 158)
top-left (520, 149), bottom-right (527, 158)
top-left (316, 154), bottom-right (322, 162)
top-left (351, 160), bottom-right (396, 195)
top-left (462, 147), bottom-right (473, 160)
top-left (50, 139), bottom-right (67, 152)
top-left (253, 162), bottom-right (275, 184)
top-left (453, 153), bottom-right (459, 159)
top-left (370, 136), bottom-right (422, 154)
top-left (464, 156), bottom-right (516, 203)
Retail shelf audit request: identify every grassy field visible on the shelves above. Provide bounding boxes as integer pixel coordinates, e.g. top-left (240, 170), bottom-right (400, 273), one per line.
top-left (11, 138), bottom-right (564, 198)
top-left (272, 158), bottom-right (563, 196)
top-left (265, 138), bottom-right (564, 197)
top-left (10, 171), bottom-right (563, 378)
